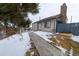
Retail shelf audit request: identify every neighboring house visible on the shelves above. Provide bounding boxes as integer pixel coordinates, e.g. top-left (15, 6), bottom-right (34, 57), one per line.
top-left (32, 3), bottom-right (67, 33)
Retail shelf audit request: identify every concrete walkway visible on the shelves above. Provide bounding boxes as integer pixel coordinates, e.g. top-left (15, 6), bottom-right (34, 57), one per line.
top-left (29, 32), bottom-right (66, 56)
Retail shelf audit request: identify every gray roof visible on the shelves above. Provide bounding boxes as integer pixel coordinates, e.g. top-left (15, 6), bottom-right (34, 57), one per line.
top-left (33, 14), bottom-right (61, 24)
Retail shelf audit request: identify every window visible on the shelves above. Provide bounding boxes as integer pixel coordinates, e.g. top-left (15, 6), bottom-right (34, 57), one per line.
top-left (44, 21), bottom-right (51, 28)
top-left (44, 21), bottom-right (47, 28)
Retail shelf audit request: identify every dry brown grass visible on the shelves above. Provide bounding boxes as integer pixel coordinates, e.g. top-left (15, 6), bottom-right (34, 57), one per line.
top-left (50, 33), bottom-right (79, 56)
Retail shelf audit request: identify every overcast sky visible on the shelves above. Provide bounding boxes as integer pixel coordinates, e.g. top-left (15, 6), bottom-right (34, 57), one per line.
top-left (28, 3), bottom-right (79, 23)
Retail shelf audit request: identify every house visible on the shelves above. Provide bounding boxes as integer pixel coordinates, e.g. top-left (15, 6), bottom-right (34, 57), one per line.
top-left (32, 3), bottom-right (67, 33)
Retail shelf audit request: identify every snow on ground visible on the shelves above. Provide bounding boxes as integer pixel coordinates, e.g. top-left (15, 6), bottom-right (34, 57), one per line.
top-left (0, 31), bottom-right (31, 56)
top-left (69, 47), bottom-right (73, 56)
top-left (34, 31), bottom-right (53, 42)
top-left (71, 35), bottom-right (79, 42)
top-left (34, 31), bottom-right (67, 55)
top-left (56, 46), bottom-right (67, 54)
top-left (56, 45), bottom-right (73, 56)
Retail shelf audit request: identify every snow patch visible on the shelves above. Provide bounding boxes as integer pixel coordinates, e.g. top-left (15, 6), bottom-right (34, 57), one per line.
top-left (34, 31), bottom-right (52, 42)
top-left (0, 31), bottom-right (31, 56)
top-left (71, 35), bottom-right (79, 42)
top-left (69, 47), bottom-right (73, 56)
top-left (56, 46), bottom-right (67, 54)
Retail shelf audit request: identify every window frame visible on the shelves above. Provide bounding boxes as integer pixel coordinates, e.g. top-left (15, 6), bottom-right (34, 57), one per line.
top-left (44, 20), bottom-right (51, 28)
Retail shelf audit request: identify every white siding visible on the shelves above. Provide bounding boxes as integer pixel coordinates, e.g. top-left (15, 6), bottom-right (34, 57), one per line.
top-left (32, 19), bottom-right (57, 33)
top-left (50, 19), bottom-right (56, 32)
top-left (38, 23), bottom-right (42, 30)
top-left (41, 19), bottom-right (56, 32)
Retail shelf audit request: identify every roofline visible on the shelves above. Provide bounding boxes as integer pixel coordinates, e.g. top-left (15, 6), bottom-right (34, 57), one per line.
top-left (33, 14), bottom-right (60, 24)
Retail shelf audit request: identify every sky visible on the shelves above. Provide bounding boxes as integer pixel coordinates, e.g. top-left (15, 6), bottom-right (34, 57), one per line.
top-left (28, 3), bottom-right (79, 23)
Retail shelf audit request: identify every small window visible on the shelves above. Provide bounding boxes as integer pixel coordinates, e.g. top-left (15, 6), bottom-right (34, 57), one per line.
top-left (44, 21), bottom-right (51, 28)
top-left (44, 21), bottom-right (47, 28)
